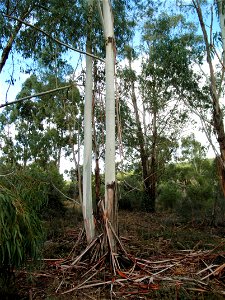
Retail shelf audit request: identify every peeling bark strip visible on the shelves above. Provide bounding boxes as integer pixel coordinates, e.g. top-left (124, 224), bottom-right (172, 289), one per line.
top-left (217, 156), bottom-right (225, 197)
top-left (106, 181), bottom-right (118, 252)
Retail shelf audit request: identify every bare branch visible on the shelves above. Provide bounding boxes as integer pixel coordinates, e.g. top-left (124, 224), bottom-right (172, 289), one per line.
top-left (0, 85), bottom-right (72, 108)
top-left (3, 14), bottom-right (105, 62)
top-left (51, 181), bottom-right (81, 206)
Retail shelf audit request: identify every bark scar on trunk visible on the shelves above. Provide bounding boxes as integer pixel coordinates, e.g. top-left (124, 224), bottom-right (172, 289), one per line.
top-left (105, 36), bottom-right (115, 45)
top-left (105, 181), bottom-right (118, 252)
top-left (106, 181), bottom-right (116, 189)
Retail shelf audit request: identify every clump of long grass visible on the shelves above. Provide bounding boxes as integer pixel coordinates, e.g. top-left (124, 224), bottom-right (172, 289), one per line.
top-left (0, 169), bottom-right (48, 271)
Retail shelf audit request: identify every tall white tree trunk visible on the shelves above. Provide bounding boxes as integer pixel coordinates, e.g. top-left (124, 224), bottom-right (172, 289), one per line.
top-left (102, 0), bottom-right (117, 249)
top-left (82, 0), bottom-right (95, 244)
top-left (217, 0), bottom-right (225, 63)
top-left (103, 1), bottom-right (115, 187)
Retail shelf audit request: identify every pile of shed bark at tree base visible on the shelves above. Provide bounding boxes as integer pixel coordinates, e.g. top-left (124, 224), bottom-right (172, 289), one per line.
top-left (18, 217), bottom-right (225, 299)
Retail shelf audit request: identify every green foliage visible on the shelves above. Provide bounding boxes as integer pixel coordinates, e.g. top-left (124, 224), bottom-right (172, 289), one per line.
top-left (0, 167), bottom-right (48, 271)
top-left (142, 10), bottom-right (209, 113)
top-left (0, 161), bottom-right (67, 275)
top-left (28, 162), bottom-right (66, 220)
top-left (117, 172), bottom-right (143, 210)
top-left (158, 181), bottom-right (183, 210)
top-left (155, 135), bottom-right (225, 223)
top-left (0, 0), bottom-right (139, 76)
top-left (0, 0), bottom-right (85, 72)
top-left (0, 74), bottom-right (81, 168)
top-left (158, 157), bottom-right (224, 223)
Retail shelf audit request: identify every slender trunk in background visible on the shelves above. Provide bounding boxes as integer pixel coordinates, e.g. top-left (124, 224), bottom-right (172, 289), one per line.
top-left (149, 110), bottom-right (157, 212)
top-left (82, 0), bottom-right (95, 243)
top-left (129, 58), bottom-right (155, 212)
top-left (193, 0), bottom-right (225, 196)
top-left (56, 146), bottom-right (61, 170)
top-left (102, 0), bottom-right (118, 250)
top-left (71, 140), bottom-right (82, 204)
top-left (0, 21), bottom-right (22, 73)
top-left (143, 101), bottom-right (147, 144)
top-left (94, 144), bottom-right (101, 207)
top-left (92, 85), bottom-right (101, 206)
top-left (56, 131), bottom-right (63, 171)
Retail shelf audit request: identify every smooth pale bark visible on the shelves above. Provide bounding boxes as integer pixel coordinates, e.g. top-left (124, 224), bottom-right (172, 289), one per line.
top-left (217, 0), bottom-right (225, 64)
top-left (103, 0), bottom-right (115, 185)
top-left (102, 0), bottom-right (118, 248)
top-left (82, 0), bottom-right (95, 244)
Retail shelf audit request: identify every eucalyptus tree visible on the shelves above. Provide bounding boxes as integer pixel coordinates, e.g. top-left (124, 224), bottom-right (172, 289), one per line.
top-left (81, 0), bottom-right (140, 245)
top-left (83, 0), bottom-right (95, 244)
top-left (142, 11), bottom-right (212, 210)
top-left (82, 0), bottom-right (118, 247)
top-left (120, 11), bottom-right (207, 212)
top-left (185, 0), bottom-right (225, 196)
top-left (0, 74), bottom-right (81, 169)
top-left (102, 0), bottom-right (118, 249)
top-left (180, 134), bottom-right (208, 173)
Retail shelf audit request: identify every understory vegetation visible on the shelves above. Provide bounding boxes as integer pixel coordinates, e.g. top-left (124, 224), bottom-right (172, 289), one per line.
top-left (119, 157), bottom-right (225, 225)
top-left (0, 156), bottom-right (225, 299)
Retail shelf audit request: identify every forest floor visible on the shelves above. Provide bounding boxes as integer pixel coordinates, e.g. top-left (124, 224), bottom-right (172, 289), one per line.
top-left (10, 207), bottom-right (225, 299)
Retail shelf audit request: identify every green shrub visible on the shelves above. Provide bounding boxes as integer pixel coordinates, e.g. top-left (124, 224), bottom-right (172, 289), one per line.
top-left (0, 169), bottom-right (48, 271)
top-left (28, 163), bottom-right (66, 219)
top-left (157, 181), bottom-right (182, 210)
top-left (117, 172), bottom-right (143, 210)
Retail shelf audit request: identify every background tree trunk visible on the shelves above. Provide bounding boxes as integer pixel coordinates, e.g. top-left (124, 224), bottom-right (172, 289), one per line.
top-left (129, 58), bottom-right (155, 212)
top-left (148, 110), bottom-right (157, 212)
top-left (92, 91), bottom-right (101, 206)
top-left (0, 6), bottom-right (32, 73)
top-left (193, 0), bottom-right (225, 197)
